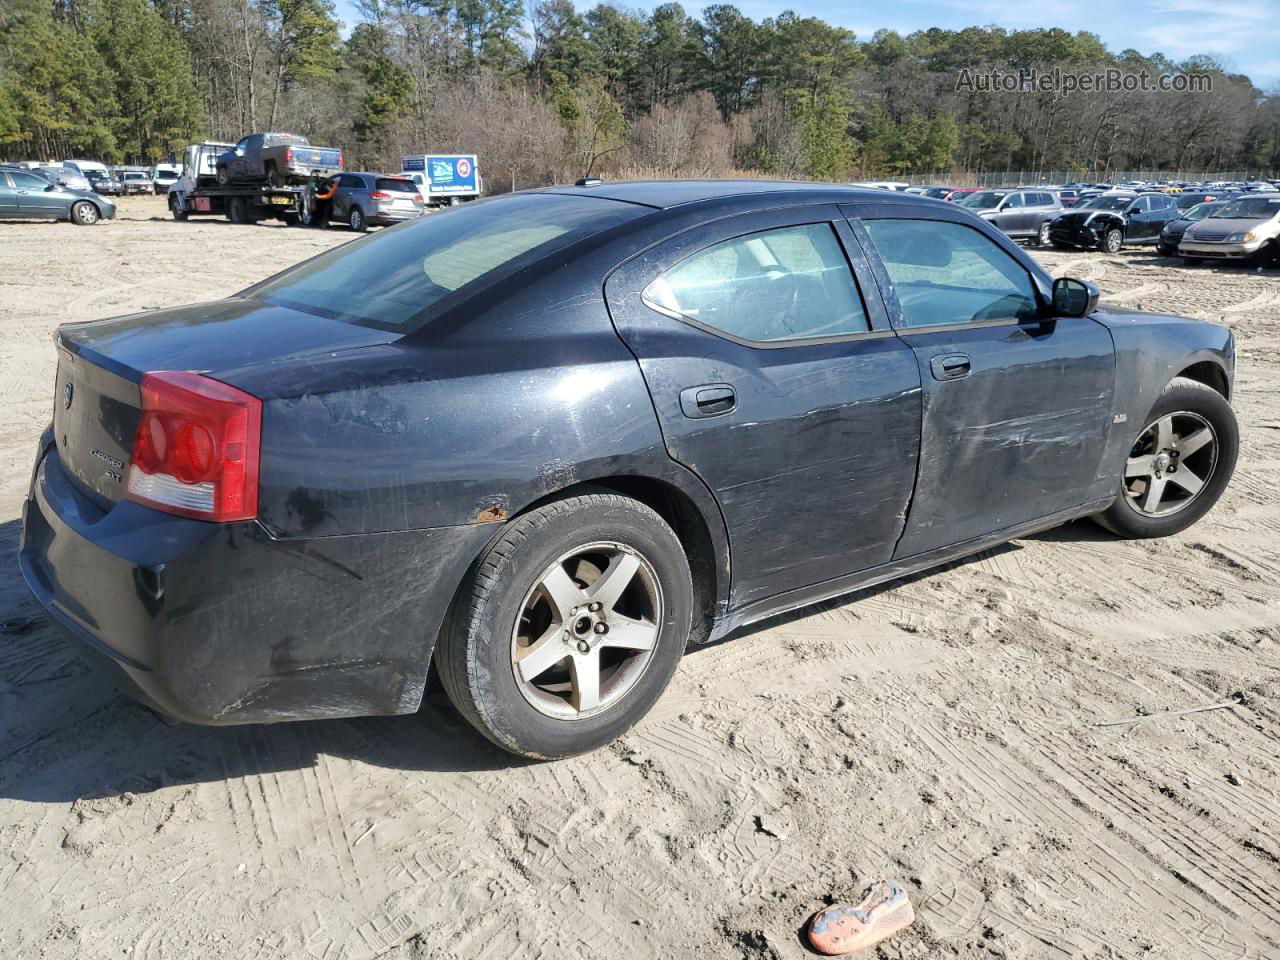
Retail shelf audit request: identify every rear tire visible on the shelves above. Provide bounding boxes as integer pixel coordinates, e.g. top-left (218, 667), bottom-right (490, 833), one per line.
top-left (227, 196), bottom-right (247, 224)
top-left (70, 201), bottom-right (99, 226)
top-left (216, 166), bottom-right (230, 187)
top-left (436, 490), bottom-right (694, 759)
top-left (349, 206), bottom-right (366, 232)
top-left (1093, 377), bottom-right (1237, 539)
top-left (265, 163), bottom-right (280, 187)
top-left (1103, 228), bottom-right (1123, 254)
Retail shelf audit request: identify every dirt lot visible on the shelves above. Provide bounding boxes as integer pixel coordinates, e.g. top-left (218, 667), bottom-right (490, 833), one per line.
top-left (1, 195), bottom-right (1279, 960)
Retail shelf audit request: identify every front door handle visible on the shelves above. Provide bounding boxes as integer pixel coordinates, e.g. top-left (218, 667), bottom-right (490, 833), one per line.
top-left (679, 383), bottom-right (736, 418)
top-left (930, 354), bottom-right (971, 381)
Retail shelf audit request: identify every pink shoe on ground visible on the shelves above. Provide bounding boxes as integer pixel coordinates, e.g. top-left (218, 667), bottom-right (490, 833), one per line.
top-left (807, 880), bottom-right (914, 955)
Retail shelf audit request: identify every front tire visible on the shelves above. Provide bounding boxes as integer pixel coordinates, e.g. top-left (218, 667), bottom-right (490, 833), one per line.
top-left (1036, 221), bottom-right (1052, 246)
top-left (436, 491), bottom-right (694, 759)
top-left (1094, 377), bottom-right (1237, 539)
top-left (70, 201), bottom-right (99, 226)
top-left (169, 195), bottom-right (188, 221)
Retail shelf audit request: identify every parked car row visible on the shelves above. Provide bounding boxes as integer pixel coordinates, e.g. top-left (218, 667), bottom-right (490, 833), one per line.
top-left (858, 175), bottom-right (1279, 265)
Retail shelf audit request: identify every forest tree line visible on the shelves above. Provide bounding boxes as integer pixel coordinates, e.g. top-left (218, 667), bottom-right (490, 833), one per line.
top-left (2, 0), bottom-right (1278, 188)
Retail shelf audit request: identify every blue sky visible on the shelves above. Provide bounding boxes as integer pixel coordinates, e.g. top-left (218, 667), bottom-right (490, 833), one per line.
top-left (331, 0), bottom-right (1280, 90)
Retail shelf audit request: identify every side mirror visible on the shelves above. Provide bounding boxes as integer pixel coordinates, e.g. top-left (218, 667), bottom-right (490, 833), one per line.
top-left (1052, 277), bottom-right (1099, 317)
top-left (45, 184), bottom-right (56, 192)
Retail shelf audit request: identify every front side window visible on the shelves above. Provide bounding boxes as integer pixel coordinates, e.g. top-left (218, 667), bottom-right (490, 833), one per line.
top-left (12, 172), bottom-right (47, 189)
top-left (1002, 193), bottom-right (1024, 209)
top-left (863, 219), bottom-right (1039, 329)
top-left (642, 223), bottom-right (870, 343)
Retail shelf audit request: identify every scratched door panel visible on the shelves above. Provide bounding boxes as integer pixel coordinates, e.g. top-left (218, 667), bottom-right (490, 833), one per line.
top-left (894, 319), bottom-right (1116, 558)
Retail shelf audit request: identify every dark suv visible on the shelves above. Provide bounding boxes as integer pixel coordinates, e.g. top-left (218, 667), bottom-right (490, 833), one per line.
top-left (1049, 192), bottom-right (1181, 253)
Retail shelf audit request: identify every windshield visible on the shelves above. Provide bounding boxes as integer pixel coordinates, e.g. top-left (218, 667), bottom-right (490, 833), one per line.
top-left (1183, 203), bottom-right (1218, 221)
top-left (1211, 197), bottom-right (1280, 219)
top-left (959, 191), bottom-right (1005, 210)
top-left (155, 170), bottom-right (177, 179)
top-left (246, 193), bottom-right (644, 330)
top-left (1081, 196), bottom-right (1133, 212)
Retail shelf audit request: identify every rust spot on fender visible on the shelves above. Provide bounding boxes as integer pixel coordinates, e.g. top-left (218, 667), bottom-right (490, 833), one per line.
top-left (471, 498), bottom-right (510, 524)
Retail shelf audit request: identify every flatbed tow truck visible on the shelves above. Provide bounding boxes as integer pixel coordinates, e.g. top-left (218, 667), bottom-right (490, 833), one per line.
top-left (167, 141), bottom-right (310, 225)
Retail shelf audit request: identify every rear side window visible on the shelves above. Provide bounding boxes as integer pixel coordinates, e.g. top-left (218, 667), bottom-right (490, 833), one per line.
top-left (863, 219), bottom-right (1038, 329)
top-left (247, 193), bottom-right (644, 330)
top-left (642, 224), bottom-right (870, 343)
top-left (376, 178), bottom-right (418, 193)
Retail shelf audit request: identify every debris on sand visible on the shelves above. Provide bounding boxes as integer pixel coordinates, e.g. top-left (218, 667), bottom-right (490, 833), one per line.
top-left (807, 880), bottom-right (914, 956)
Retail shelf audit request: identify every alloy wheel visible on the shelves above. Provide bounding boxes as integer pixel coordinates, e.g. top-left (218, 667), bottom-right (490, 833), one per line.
top-left (1123, 411), bottom-right (1219, 517)
top-left (510, 542), bottom-right (663, 720)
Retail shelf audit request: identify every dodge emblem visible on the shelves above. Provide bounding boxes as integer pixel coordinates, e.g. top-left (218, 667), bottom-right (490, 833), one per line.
top-left (63, 382), bottom-right (74, 409)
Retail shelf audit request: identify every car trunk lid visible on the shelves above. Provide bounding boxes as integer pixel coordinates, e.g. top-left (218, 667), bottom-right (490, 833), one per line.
top-left (53, 299), bottom-right (400, 508)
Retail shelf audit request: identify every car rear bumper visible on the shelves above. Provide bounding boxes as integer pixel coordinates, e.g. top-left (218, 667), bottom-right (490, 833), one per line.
top-left (286, 163), bottom-right (341, 180)
top-left (19, 436), bottom-right (492, 725)
top-left (369, 207), bottom-right (422, 225)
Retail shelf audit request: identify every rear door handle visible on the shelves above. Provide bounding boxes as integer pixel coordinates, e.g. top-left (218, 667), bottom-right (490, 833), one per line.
top-left (679, 384), bottom-right (736, 418)
top-left (929, 354), bottom-right (971, 381)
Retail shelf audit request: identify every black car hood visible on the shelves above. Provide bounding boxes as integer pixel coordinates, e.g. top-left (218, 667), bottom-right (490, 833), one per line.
top-left (56, 298), bottom-right (399, 383)
top-left (1056, 209), bottom-right (1118, 226)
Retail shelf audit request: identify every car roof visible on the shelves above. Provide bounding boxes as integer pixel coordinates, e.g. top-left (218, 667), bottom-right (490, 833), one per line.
top-left (533, 179), bottom-right (924, 210)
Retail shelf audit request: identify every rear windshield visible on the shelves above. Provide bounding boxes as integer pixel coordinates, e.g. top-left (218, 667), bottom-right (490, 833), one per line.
top-left (246, 193), bottom-right (644, 330)
top-left (376, 178), bottom-right (418, 193)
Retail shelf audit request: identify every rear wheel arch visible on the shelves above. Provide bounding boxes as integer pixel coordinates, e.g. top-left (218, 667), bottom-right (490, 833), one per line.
top-left (482, 475), bottom-right (730, 646)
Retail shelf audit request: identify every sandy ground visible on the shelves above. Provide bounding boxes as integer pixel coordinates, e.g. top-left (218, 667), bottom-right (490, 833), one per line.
top-left (1, 195), bottom-right (1279, 960)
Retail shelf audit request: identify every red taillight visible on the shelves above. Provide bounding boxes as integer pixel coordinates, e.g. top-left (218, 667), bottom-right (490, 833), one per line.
top-left (337, 152), bottom-right (344, 170)
top-left (286, 146), bottom-right (293, 164)
top-left (370, 191), bottom-right (392, 201)
top-left (125, 372), bottom-right (261, 522)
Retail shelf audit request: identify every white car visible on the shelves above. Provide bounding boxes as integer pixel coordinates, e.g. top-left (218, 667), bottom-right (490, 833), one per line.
top-left (1180, 195), bottom-right (1280, 266)
top-left (152, 164), bottom-right (180, 195)
top-left (850, 180), bottom-right (911, 191)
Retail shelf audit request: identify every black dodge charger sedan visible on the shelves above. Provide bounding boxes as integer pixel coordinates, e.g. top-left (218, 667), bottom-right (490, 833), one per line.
top-left (20, 181), bottom-right (1238, 759)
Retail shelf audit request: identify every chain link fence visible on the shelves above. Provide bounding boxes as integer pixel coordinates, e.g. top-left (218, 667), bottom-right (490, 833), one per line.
top-left (894, 170), bottom-right (1271, 187)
